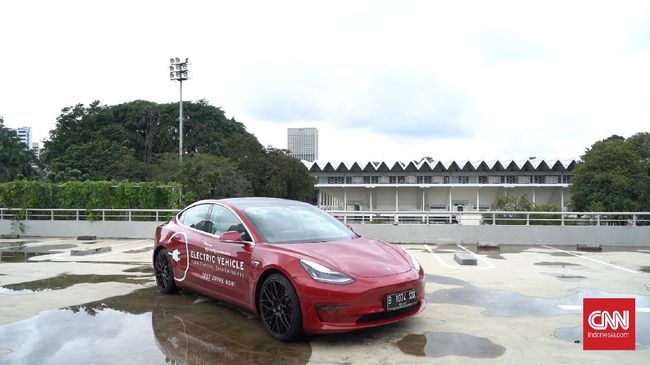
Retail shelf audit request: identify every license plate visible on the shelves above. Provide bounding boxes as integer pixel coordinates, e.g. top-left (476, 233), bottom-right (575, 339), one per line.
top-left (385, 289), bottom-right (417, 311)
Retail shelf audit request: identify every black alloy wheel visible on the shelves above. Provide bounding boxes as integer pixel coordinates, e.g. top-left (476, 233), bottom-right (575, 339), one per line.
top-left (259, 273), bottom-right (303, 341)
top-left (155, 249), bottom-right (179, 294)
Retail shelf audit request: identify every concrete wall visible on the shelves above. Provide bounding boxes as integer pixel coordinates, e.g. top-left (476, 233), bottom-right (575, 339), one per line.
top-left (351, 224), bottom-right (650, 246)
top-left (0, 220), bottom-right (160, 239)
top-left (2, 220), bottom-right (649, 246)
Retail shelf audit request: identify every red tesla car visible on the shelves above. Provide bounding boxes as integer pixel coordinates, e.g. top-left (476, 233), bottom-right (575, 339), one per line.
top-left (153, 197), bottom-right (426, 341)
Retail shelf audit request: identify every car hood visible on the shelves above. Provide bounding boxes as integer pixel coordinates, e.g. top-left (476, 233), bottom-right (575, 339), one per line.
top-left (277, 237), bottom-right (411, 278)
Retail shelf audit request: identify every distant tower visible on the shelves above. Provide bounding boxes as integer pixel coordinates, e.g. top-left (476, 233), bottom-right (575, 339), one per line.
top-left (14, 127), bottom-right (32, 148)
top-left (287, 128), bottom-right (318, 162)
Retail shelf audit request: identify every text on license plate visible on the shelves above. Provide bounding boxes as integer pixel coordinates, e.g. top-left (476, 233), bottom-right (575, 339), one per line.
top-left (385, 289), bottom-right (417, 311)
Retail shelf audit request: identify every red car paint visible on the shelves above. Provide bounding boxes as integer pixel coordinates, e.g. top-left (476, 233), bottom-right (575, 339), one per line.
top-left (154, 198), bottom-right (426, 335)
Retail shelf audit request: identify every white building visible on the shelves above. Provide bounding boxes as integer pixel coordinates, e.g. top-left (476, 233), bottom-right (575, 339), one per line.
top-left (305, 159), bottom-right (576, 212)
top-left (288, 128), bottom-right (318, 162)
top-left (14, 127), bottom-right (32, 148)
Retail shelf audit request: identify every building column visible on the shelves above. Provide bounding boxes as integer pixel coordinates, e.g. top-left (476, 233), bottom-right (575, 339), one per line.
top-left (532, 188), bottom-right (536, 205)
top-left (317, 189), bottom-right (322, 208)
top-left (422, 188), bottom-right (426, 212)
top-left (448, 187), bottom-right (453, 211)
top-left (476, 188), bottom-right (480, 211)
top-left (369, 189), bottom-right (373, 212)
top-left (343, 188), bottom-right (347, 211)
top-left (395, 187), bottom-right (399, 212)
top-left (560, 188), bottom-right (564, 212)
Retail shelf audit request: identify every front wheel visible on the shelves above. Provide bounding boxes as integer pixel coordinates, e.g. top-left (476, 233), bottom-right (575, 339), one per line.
top-left (258, 274), bottom-right (303, 341)
top-left (154, 248), bottom-right (179, 294)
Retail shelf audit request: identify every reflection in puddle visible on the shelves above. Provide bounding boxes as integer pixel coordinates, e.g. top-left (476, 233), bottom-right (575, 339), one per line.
top-left (539, 272), bottom-right (586, 282)
top-left (639, 266), bottom-right (650, 273)
top-left (397, 332), bottom-right (505, 358)
top-left (0, 288), bottom-right (311, 365)
top-left (534, 262), bottom-right (585, 270)
top-left (123, 265), bottom-right (154, 274)
top-left (0, 251), bottom-right (47, 263)
top-left (426, 274), bottom-right (650, 317)
top-left (0, 274), bottom-right (152, 293)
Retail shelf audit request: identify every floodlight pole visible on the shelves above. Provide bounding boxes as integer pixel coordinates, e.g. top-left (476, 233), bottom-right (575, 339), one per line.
top-left (169, 57), bottom-right (189, 164)
top-left (179, 79), bottom-right (183, 164)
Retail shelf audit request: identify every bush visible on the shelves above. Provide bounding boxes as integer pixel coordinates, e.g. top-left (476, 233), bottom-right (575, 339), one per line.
top-left (0, 180), bottom-right (182, 209)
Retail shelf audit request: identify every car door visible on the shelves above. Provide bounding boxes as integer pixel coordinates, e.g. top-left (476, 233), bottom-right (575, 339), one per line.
top-left (200, 203), bottom-right (253, 306)
top-left (176, 203), bottom-right (213, 287)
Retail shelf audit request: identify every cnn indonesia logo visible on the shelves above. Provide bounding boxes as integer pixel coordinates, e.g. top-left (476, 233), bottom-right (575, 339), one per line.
top-left (583, 298), bottom-right (635, 350)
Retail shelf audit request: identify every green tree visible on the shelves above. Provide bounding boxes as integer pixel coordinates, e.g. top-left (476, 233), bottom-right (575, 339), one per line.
top-left (152, 153), bottom-right (251, 202)
top-left (571, 136), bottom-right (650, 211)
top-left (0, 119), bottom-right (40, 181)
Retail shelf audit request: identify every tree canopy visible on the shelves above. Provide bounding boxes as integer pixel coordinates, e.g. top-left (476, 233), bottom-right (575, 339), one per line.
top-left (0, 118), bottom-right (39, 181)
top-left (41, 100), bottom-right (315, 202)
top-left (571, 134), bottom-right (650, 211)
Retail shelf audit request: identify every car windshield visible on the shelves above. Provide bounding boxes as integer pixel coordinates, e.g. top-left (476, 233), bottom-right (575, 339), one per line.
top-left (239, 202), bottom-right (356, 244)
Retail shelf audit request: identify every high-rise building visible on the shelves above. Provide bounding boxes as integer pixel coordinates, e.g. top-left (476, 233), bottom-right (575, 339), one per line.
top-left (31, 142), bottom-right (40, 159)
top-left (14, 127), bottom-right (32, 148)
top-left (287, 128), bottom-right (318, 162)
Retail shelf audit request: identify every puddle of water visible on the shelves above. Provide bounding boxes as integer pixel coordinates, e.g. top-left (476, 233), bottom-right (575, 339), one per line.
top-left (555, 313), bottom-right (650, 349)
top-left (639, 266), bottom-right (650, 273)
top-left (0, 287), bottom-right (311, 365)
top-left (426, 274), bottom-right (650, 317)
top-left (486, 253), bottom-right (506, 260)
top-left (539, 272), bottom-right (586, 282)
top-left (397, 332), bottom-right (505, 358)
top-left (0, 251), bottom-right (47, 263)
top-left (534, 262), bottom-right (585, 270)
top-left (124, 247), bottom-right (153, 254)
top-left (1, 274), bottom-right (151, 293)
top-left (0, 287), bottom-right (40, 295)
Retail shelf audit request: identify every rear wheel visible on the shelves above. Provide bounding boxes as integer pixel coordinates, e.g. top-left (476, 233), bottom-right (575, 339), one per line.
top-left (155, 249), bottom-right (179, 294)
top-left (259, 274), bottom-right (303, 341)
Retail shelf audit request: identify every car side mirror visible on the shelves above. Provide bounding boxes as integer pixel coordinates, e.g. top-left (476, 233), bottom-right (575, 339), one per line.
top-left (221, 230), bottom-right (243, 243)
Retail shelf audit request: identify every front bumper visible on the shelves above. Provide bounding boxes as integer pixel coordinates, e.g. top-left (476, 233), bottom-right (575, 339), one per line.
top-left (294, 268), bottom-right (426, 333)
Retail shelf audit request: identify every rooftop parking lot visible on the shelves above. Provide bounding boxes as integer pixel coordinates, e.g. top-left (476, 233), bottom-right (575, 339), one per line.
top-left (0, 238), bottom-right (648, 364)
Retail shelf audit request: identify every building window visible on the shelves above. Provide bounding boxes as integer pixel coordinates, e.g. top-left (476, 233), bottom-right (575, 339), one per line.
top-left (534, 175), bottom-right (545, 184)
top-left (389, 176), bottom-right (396, 184)
top-left (444, 176), bottom-right (450, 184)
top-left (506, 176), bottom-right (516, 184)
top-left (327, 177), bottom-right (344, 184)
top-left (459, 176), bottom-right (469, 184)
top-left (416, 176), bottom-right (423, 184)
top-left (363, 176), bottom-right (370, 184)
top-left (371, 176), bottom-right (379, 184)
top-left (478, 176), bottom-right (487, 184)
top-left (397, 176), bottom-right (405, 184)
top-left (424, 176), bottom-right (432, 184)
top-left (345, 177), bottom-right (352, 184)
top-left (562, 175), bottom-right (572, 184)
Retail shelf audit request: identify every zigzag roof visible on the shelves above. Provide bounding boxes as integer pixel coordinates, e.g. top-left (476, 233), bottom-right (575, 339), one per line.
top-left (301, 159), bottom-right (577, 173)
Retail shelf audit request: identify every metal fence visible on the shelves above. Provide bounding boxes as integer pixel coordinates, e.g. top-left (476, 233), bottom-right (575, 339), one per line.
top-left (1, 208), bottom-right (649, 226)
top-left (327, 210), bottom-right (650, 226)
top-left (0, 208), bottom-right (179, 222)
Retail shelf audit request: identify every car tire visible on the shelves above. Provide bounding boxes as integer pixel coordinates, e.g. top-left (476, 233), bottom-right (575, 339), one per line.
top-left (259, 273), bottom-right (303, 341)
top-left (154, 248), bottom-right (179, 294)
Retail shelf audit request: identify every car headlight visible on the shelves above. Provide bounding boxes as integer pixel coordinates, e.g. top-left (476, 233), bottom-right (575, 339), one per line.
top-left (407, 252), bottom-right (421, 272)
top-left (299, 259), bottom-right (355, 285)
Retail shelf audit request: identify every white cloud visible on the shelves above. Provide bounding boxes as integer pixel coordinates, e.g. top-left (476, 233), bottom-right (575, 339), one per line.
top-left (1, 0), bottom-right (649, 161)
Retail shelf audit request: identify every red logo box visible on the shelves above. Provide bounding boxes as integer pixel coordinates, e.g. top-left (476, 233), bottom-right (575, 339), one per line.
top-left (583, 298), bottom-right (635, 350)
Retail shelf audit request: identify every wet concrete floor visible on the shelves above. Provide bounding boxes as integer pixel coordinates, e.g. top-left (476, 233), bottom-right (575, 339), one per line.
top-left (0, 287), bottom-right (311, 365)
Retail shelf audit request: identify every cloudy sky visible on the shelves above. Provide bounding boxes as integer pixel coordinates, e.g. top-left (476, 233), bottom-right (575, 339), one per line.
top-left (1, 0), bottom-right (649, 162)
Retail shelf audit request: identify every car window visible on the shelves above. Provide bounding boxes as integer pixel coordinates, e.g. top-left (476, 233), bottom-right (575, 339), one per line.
top-left (179, 204), bottom-right (212, 232)
top-left (209, 204), bottom-right (252, 241)
top-left (241, 203), bottom-right (355, 244)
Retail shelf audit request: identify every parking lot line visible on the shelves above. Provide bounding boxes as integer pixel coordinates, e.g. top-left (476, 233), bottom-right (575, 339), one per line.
top-left (541, 245), bottom-right (639, 274)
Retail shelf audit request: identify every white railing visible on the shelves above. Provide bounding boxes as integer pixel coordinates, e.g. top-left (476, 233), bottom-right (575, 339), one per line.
top-left (326, 210), bottom-right (650, 226)
top-left (1, 208), bottom-right (649, 227)
top-left (0, 208), bottom-right (179, 222)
